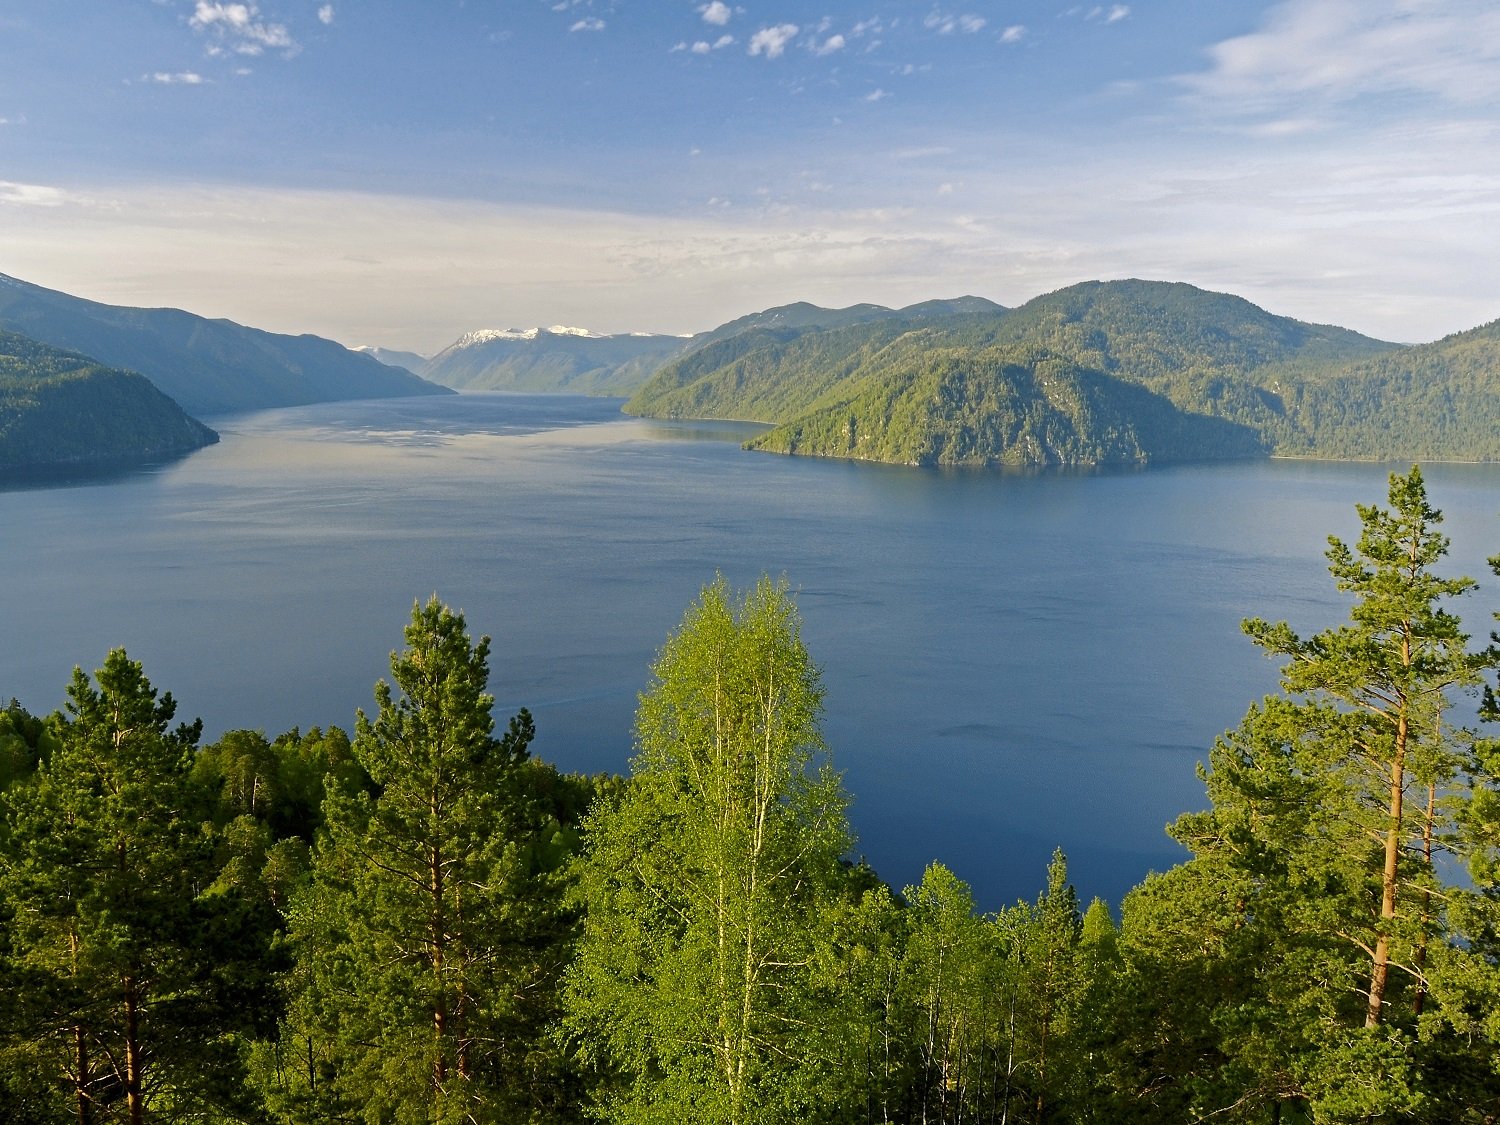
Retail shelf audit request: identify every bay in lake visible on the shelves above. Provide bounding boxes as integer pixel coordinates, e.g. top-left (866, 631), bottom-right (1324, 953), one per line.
top-left (4, 393), bottom-right (1498, 909)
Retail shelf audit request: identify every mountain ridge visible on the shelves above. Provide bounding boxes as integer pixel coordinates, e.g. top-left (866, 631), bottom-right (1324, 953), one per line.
top-left (0, 273), bottom-right (451, 416)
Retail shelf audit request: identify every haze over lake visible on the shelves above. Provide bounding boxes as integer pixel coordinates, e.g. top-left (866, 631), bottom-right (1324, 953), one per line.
top-left (5, 393), bottom-right (1498, 908)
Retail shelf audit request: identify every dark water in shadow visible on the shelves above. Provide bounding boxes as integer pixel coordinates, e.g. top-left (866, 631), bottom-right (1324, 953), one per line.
top-left (4, 392), bottom-right (1497, 909)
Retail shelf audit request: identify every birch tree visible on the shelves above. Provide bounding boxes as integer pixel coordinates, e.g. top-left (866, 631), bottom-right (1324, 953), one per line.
top-left (564, 576), bottom-right (852, 1125)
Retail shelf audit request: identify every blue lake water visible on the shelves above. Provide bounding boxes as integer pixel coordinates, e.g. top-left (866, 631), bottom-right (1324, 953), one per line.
top-left (4, 393), bottom-right (1498, 909)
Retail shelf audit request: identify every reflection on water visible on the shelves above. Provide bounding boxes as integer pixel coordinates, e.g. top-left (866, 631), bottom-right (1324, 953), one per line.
top-left (2, 391), bottom-right (1498, 909)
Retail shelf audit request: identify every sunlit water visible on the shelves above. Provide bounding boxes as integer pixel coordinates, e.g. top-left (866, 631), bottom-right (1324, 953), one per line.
top-left (4, 393), bottom-right (1498, 908)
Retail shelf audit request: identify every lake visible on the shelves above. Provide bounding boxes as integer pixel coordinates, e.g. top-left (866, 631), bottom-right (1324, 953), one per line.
top-left (4, 393), bottom-right (1498, 909)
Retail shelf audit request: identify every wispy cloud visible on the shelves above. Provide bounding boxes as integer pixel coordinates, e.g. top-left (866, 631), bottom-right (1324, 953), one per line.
top-left (0, 180), bottom-right (75, 207)
top-left (1000, 25), bottom-right (1025, 44)
top-left (813, 34), bottom-right (845, 57)
top-left (925, 12), bottom-right (987, 35)
top-left (189, 2), bottom-right (296, 57)
top-left (569, 17), bottom-right (605, 32)
top-left (865, 88), bottom-right (889, 102)
top-left (317, 5), bottom-right (334, 26)
top-left (748, 24), bottom-right (798, 59)
top-left (699, 1), bottom-right (731, 27)
top-left (146, 71), bottom-right (207, 84)
top-left (1184, 0), bottom-right (1500, 114)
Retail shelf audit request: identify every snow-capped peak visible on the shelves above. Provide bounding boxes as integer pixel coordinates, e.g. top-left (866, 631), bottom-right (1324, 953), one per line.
top-left (545, 325), bottom-right (599, 338)
top-left (454, 328), bottom-right (540, 347)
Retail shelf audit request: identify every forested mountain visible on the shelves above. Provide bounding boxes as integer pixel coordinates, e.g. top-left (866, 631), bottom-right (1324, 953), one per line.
top-left (747, 345), bottom-right (1265, 466)
top-left (0, 273), bottom-right (450, 416)
top-left (681, 294), bottom-right (1004, 353)
top-left (0, 329), bottom-right (217, 473)
top-left (5, 475), bottom-right (1500, 1121)
top-left (421, 326), bottom-right (688, 395)
top-left (1273, 318), bottom-right (1500, 458)
top-left (625, 280), bottom-right (1440, 467)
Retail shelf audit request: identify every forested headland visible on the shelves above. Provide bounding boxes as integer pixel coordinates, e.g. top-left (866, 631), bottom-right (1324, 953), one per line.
top-left (4, 468), bottom-right (1500, 1123)
top-left (624, 281), bottom-right (1500, 469)
top-left (0, 330), bottom-right (218, 472)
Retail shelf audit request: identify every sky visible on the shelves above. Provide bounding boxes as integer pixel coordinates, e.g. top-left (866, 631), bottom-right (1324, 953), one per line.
top-left (3, 1), bottom-right (1500, 351)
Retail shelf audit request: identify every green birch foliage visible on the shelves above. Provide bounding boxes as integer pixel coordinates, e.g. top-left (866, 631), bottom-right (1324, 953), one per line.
top-left (564, 575), bottom-right (853, 1125)
top-left (0, 650), bottom-right (260, 1123)
top-left (277, 597), bottom-right (575, 1125)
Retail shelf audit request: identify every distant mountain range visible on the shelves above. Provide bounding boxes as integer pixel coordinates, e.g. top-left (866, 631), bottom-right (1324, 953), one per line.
top-left (7, 270), bottom-right (1500, 475)
top-left (0, 273), bottom-right (449, 417)
top-left (0, 329), bottom-right (217, 473)
top-left (418, 326), bottom-right (687, 395)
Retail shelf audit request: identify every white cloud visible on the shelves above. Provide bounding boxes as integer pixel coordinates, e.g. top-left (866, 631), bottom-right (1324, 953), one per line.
top-left (0, 180), bottom-right (74, 207)
top-left (1184, 0), bottom-right (1500, 113)
top-left (925, 12), bottom-right (986, 35)
top-left (748, 24), bottom-right (798, 59)
top-left (317, 4), bottom-right (334, 25)
top-left (865, 88), bottom-right (889, 102)
top-left (1106, 5), bottom-right (1130, 23)
top-left (1000, 25), bottom-right (1025, 44)
top-left (691, 40), bottom-right (711, 54)
top-left (714, 34), bottom-right (734, 48)
top-left (146, 71), bottom-right (207, 84)
top-left (570, 17), bottom-right (605, 32)
top-left (189, 2), bottom-right (296, 56)
top-left (699, 1), bottom-right (731, 26)
top-left (814, 34), bottom-right (845, 56)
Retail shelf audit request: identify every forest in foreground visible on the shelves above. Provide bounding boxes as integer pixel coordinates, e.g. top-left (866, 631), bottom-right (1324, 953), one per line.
top-left (4, 468), bottom-right (1500, 1124)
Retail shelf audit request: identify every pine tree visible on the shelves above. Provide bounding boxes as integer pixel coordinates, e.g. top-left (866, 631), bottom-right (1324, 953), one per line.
top-left (0, 651), bottom-right (253, 1123)
top-left (276, 597), bottom-right (576, 1124)
top-left (1158, 467), bottom-right (1494, 1119)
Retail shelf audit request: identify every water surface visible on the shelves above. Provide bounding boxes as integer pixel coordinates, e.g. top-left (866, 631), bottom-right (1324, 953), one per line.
top-left (4, 393), bottom-right (1497, 908)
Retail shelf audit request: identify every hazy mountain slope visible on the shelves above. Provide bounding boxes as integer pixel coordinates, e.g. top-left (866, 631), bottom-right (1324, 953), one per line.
top-left (354, 345), bottom-right (430, 373)
top-left (0, 273), bottom-right (450, 416)
top-left (0, 330), bottom-right (217, 472)
top-left (422, 327), bottom-right (686, 395)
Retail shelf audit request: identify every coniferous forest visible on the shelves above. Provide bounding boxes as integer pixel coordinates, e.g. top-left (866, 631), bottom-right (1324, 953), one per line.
top-left (5, 468), bottom-right (1500, 1124)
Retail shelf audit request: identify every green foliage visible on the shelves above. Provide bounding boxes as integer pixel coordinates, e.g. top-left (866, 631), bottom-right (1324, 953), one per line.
top-left (0, 650), bottom-right (264, 1122)
top-left (625, 280), bottom-right (1500, 468)
top-left (1121, 468), bottom-right (1500, 1121)
top-left (564, 576), bottom-right (853, 1125)
top-left (0, 329), bottom-right (218, 473)
top-left (272, 597), bottom-right (585, 1124)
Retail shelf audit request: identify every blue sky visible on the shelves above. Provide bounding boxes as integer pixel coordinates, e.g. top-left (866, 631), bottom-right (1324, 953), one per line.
top-left (2, 2), bottom-right (1499, 350)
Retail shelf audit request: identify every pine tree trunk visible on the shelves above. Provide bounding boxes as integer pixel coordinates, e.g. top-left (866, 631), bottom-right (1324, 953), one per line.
top-left (124, 976), bottom-right (145, 1125)
top-left (1366, 708), bottom-right (1408, 1027)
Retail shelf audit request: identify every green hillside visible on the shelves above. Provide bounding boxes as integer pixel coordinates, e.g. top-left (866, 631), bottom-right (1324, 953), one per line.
top-left (0, 330), bottom-right (218, 473)
top-left (626, 280), bottom-right (1458, 468)
top-left (747, 345), bottom-right (1265, 467)
top-left (1272, 319), bottom-right (1500, 459)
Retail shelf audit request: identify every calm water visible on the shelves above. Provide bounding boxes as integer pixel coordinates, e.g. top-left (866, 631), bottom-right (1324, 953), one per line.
top-left (4, 393), bottom-right (1498, 909)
